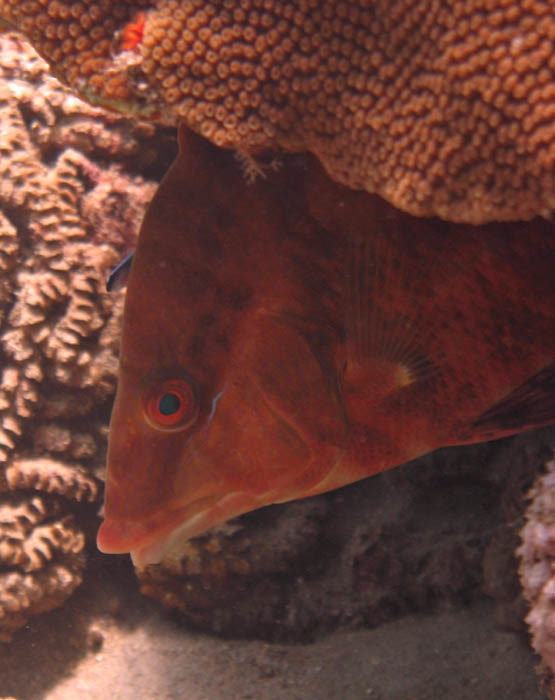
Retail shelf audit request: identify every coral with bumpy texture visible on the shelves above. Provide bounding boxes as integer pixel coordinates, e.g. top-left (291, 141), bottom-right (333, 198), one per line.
top-left (2, 0), bottom-right (555, 222)
top-left (0, 488), bottom-right (86, 641)
top-left (0, 33), bottom-right (158, 471)
top-left (5, 459), bottom-right (98, 503)
top-left (0, 33), bottom-right (163, 641)
top-left (518, 453), bottom-right (555, 696)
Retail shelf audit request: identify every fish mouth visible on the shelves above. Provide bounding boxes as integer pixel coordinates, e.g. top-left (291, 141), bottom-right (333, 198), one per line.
top-left (97, 491), bottom-right (267, 568)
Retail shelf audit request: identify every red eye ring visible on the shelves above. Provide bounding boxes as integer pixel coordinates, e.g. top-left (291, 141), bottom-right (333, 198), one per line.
top-left (144, 378), bottom-right (197, 432)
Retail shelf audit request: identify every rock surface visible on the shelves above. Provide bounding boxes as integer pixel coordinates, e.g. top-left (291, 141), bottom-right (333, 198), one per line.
top-left (519, 452), bottom-right (555, 696)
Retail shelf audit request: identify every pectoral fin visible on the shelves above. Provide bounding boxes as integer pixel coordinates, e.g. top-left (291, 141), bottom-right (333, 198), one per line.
top-left (341, 234), bottom-right (441, 417)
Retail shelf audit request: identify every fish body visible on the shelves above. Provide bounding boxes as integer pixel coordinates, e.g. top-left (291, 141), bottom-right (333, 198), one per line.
top-left (97, 126), bottom-right (555, 566)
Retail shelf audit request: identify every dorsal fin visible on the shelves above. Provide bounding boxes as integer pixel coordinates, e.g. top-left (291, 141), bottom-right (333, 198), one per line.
top-left (467, 361), bottom-right (555, 441)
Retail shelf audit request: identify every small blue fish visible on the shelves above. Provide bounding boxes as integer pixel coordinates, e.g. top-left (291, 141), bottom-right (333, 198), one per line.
top-left (106, 251), bottom-right (134, 292)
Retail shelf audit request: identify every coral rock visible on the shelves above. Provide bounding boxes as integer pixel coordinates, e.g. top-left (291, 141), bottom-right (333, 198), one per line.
top-left (519, 453), bottom-right (555, 694)
top-left (0, 34), bottom-right (165, 641)
top-left (0, 33), bottom-right (158, 472)
top-left (3, 1), bottom-right (555, 222)
top-left (5, 459), bottom-right (98, 504)
top-left (0, 491), bottom-right (85, 642)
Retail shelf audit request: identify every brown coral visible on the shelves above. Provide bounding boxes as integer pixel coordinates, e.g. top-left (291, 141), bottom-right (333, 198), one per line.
top-left (518, 452), bottom-right (555, 695)
top-left (5, 459), bottom-right (98, 503)
top-left (0, 33), bottom-right (159, 468)
top-left (0, 488), bottom-right (86, 642)
top-left (0, 33), bottom-right (165, 640)
top-left (2, 1), bottom-right (555, 222)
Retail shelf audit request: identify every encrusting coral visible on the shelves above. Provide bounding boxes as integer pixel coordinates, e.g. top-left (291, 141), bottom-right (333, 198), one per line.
top-left (518, 453), bottom-right (555, 698)
top-left (2, 0), bottom-right (555, 223)
top-left (0, 33), bottom-right (162, 640)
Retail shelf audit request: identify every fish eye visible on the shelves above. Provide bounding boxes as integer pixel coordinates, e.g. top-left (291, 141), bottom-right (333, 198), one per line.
top-left (144, 378), bottom-right (197, 432)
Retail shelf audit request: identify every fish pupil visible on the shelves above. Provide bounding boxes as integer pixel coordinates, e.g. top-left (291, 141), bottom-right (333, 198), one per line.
top-left (158, 392), bottom-right (181, 416)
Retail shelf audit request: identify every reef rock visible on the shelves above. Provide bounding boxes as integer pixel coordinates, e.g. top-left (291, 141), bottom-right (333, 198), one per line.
top-left (519, 451), bottom-right (555, 697)
top-left (0, 33), bottom-right (164, 641)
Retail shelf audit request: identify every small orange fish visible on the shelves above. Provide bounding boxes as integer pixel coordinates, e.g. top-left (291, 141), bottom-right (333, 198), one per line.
top-left (97, 126), bottom-right (555, 566)
top-left (121, 12), bottom-right (146, 52)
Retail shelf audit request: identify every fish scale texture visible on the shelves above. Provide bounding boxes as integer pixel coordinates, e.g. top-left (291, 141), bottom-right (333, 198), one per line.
top-left (2, 0), bottom-right (555, 222)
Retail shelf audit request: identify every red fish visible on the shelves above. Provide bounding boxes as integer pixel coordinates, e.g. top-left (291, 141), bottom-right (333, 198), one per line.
top-left (97, 126), bottom-right (555, 567)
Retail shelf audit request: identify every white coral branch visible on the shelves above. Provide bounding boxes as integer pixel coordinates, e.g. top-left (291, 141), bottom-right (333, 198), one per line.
top-left (5, 458), bottom-right (99, 502)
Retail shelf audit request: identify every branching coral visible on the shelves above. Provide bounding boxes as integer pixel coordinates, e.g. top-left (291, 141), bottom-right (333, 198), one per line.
top-left (0, 34), bottom-right (163, 640)
top-left (518, 453), bottom-right (555, 696)
top-left (0, 33), bottom-right (158, 467)
top-left (2, 1), bottom-right (555, 222)
top-left (5, 459), bottom-right (98, 503)
top-left (0, 490), bottom-right (86, 642)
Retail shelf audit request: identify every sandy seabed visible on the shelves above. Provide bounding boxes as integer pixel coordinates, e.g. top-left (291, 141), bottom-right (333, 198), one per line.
top-left (0, 550), bottom-right (544, 700)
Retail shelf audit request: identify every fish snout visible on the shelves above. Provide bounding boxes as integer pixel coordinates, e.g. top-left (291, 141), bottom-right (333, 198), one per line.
top-left (96, 516), bottom-right (150, 555)
top-left (97, 490), bottom-right (274, 566)
top-left (96, 504), bottom-right (191, 565)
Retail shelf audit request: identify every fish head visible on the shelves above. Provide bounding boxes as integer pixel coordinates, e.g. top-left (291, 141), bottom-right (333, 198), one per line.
top-left (98, 347), bottom-right (317, 567)
top-left (97, 127), bottom-right (342, 566)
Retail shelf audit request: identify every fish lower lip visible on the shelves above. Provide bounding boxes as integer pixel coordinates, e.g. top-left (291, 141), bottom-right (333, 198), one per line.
top-left (130, 539), bottom-right (170, 567)
top-left (98, 491), bottom-right (268, 567)
top-left (127, 506), bottom-right (219, 567)
top-left (96, 517), bottom-right (152, 554)
top-left (96, 506), bottom-right (190, 559)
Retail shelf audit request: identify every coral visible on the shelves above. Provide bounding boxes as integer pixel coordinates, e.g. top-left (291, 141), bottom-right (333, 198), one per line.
top-left (0, 33), bottom-right (164, 641)
top-left (5, 459), bottom-right (98, 503)
top-left (0, 490), bottom-right (86, 642)
top-left (518, 452), bottom-right (555, 695)
top-left (0, 33), bottom-right (159, 468)
top-left (138, 427), bottom-right (555, 642)
top-left (2, 1), bottom-right (555, 223)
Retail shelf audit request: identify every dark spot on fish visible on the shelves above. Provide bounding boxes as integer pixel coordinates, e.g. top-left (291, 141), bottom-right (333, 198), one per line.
top-left (215, 332), bottom-right (229, 351)
top-left (197, 312), bottom-right (216, 329)
top-left (219, 283), bottom-right (253, 310)
top-left (184, 269), bottom-right (216, 296)
top-left (187, 335), bottom-right (205, 361)
top-left (196, 223), bottom-right (223, 258)
top-left (212, 202), bottom-right (236, 230)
